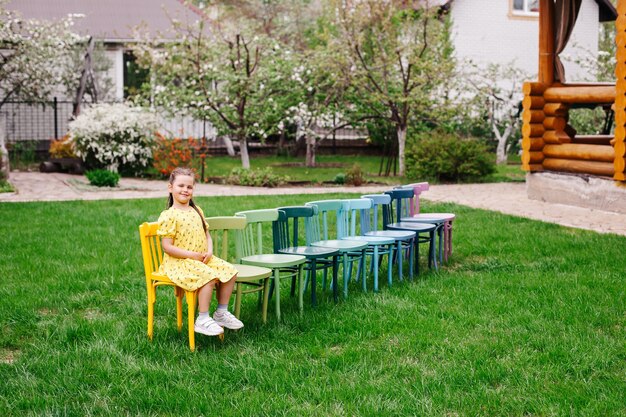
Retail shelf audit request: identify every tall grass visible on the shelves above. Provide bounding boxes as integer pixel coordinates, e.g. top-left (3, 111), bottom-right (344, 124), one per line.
top-left (0, 195), bottom-right (624, 416)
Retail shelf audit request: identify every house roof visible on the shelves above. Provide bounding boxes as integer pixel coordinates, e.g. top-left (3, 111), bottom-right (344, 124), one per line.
top-left (5, 0), bottom-right (204, 42)
top-left (595, 0), bottom-right (617, 22)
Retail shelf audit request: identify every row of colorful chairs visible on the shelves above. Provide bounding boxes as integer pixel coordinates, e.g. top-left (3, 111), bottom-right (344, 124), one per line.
top-left (139, 183), bottom-right (455, 351)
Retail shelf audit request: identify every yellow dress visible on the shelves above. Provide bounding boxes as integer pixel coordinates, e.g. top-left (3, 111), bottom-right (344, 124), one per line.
top-left (157, 206), bottom-right (237, 291)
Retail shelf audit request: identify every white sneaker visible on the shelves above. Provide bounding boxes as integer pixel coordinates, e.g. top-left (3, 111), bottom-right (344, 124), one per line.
top-left (194, 316), bottom-right (224, 336)
top-left (213, 310), bottom-right (244, 330)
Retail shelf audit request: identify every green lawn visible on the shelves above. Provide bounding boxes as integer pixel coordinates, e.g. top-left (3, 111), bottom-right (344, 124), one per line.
top-left (190, 154), bottom-right (525, 185)
top-left (1, 195), bottom-right (624, 416)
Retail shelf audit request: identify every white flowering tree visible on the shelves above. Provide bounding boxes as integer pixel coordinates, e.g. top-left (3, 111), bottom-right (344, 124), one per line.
top-left (133, 17), bottom-right (297, 169)
top-left (465, 62), bottom-right (528, 165)
top-left (69, 103), bottom-right (158, 173)
top-left (0, 2), bottom-right (83, 178)
top-left (326, 0), bottom-right (454, 176)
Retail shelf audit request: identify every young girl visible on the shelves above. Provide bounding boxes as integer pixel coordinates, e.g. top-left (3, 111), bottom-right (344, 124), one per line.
top-left (157, 167), bottom-right (243, 336)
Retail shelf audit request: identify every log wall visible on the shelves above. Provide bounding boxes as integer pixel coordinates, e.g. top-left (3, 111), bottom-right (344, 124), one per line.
top-left (615, 1), bottom-right (626, 181)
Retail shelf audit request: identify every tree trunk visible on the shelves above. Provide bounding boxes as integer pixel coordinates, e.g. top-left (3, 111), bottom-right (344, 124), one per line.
top-left (0, 114), bottom-right (10, 180)
top-left (305, 134), bottom-right (316, 167)
top-left (239, 136), bottom-right (250, 169)
top-left (494, 122), bottom-right (514, 165)
top-left (222, 135), bottom-right (236, 157)
top-left (397, 125), bottom-right (407, 177)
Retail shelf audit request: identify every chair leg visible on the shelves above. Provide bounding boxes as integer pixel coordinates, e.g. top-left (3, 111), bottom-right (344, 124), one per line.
top-left (342, 253), bottom-right (349, 299)
top-left (332, 255), bottom-right (339, 303)
top-left (387, 244), bottom-right (393, 288)
top-left (234, 283), bottom-right (243, 319)
top-left (310, 259), bottom-right (318, 307)
top-left (361, 249), bottom-right (367, 292)
top-left (373, 245), bottom-right (379, 292)
top-left (409, 239), bottom-right (414, 281)
top-left (297, 264), bottom-right (304, 315)
top-left (175, 287), bottom-right (183, 332)
top-left (147, 284), bottom-right (156, 340)
top-left (273, 268), bottom-right (281, 321)
top-left (396, 240), bottom-right (402, 284)
top-left (185, 290), bottom-right (196, 352)
top-left (262, 277), bottom-right (270, 324)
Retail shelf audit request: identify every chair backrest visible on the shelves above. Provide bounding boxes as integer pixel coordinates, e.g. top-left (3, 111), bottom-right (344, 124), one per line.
top-left (139, 222), bottom-right (162, 283)
top-left (361, 194), bottom-right (392, 231)
top-left (398, 182), bottom-right (429, 215)
top-left (342, 198), bottom-right (372, 237)
top-left (385, 188), bottom-right (414, 224)
top-left (205, 216), bottom-right (247, 263)
top-left (305, 199), bottom-right (346, 241)
top-left (235, 209), bottom-right (279, 257)
top-left (274, 206), bottom-right (316, 250)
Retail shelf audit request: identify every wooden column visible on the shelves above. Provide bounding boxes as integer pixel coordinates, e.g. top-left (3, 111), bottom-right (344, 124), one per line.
top-left (615, 0), bottom-right (626, 181)
top-left (539, 0), bottom-right (555, 84)
top-left (522, 82), bottom-right (547, 170)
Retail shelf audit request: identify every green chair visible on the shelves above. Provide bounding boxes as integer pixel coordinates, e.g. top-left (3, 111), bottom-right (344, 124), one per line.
top-left (205, 216), bottom-right (273, 323)
top-left (305, 200), bottom-right (368, 299)
top-left (274, 206), bottom-right (340, 306)
top-left (340, 198), bottom-right (396, 292)
top-left (235, 209), bottom-right (306, 321)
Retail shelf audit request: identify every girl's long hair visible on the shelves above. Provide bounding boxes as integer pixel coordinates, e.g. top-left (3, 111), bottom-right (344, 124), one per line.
top-left (167, 167), bottom-right (207, 233)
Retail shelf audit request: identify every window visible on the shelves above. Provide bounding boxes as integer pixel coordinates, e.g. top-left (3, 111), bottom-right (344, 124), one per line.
top-left (512, 0), bottom-right (539, 15)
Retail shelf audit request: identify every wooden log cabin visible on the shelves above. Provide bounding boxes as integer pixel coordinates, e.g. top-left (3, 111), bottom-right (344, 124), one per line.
top-left (522, 0), bottom-right (626, 212)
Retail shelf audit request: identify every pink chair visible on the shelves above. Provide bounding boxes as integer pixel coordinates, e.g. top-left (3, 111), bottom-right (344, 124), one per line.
top-left (402, 182), bottom-right (455, 263)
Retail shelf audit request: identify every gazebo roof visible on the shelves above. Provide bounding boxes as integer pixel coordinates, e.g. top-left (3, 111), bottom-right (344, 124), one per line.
top-left (5, 0), bottom-right (204, 42)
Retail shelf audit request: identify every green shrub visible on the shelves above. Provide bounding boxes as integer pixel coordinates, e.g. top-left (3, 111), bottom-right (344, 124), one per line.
top-left (346, 163), bottom-right (365, 186)
top-left (226, 167), bottom-right (287, 187)
top-left (334, 173), bottom-right (346, 184)
top-left (406, 131), bottom-right (495, 182)
top-left (85, 169), bottom-right (120, 187)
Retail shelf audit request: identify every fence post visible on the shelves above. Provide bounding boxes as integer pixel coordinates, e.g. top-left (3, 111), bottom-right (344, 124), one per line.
top-left (53, 97), bottom-right (59, 139)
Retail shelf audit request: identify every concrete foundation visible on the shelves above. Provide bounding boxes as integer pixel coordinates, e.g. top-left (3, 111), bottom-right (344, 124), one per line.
top-left (526, 171), bottom-right (626, 214)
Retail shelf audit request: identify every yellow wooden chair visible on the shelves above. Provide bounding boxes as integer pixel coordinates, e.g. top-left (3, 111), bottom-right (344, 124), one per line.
top-left (139, 222), bottom-right (221, 352)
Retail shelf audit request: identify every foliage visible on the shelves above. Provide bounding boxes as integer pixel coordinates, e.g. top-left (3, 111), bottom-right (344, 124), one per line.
top-left (226, 167), bottom-right (287, 187)
top-left (151, 133), bottom-right (193, 177)
top-left (333, 172), bottom-right (346, 184)
top-left (85, 169), bottom-right (120, 187)
top-left (326, 0), bottom-right (456, 176)
top-left (48, 135), bottom-right (77, 159)
top-left (568, 107), bottom-right (610, 136)
top-left (345, 163), bottom-right (365, 186)
top-left (0, 2), bottom-right (83, 109)
top-left (68, 103), bottom-right (158, 173)
top-left (0, 178), bottom-right (12, 192)
top-left (406, 131), bottom-right (495, 182)
top-left (7, 141), bottom-right (37, 170)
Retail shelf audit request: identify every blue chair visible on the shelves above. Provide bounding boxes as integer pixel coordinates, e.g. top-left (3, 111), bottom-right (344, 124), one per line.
top-left (305, 200), bottom-right (368, 299)
top-left (274, 206), bottom-right (340, 306)
top-left (385, 188), bottom-right (438, 273)
top-left (361, 194), bottom-right (416, 283)
top-left (339, 198), bottom-right (395, 292)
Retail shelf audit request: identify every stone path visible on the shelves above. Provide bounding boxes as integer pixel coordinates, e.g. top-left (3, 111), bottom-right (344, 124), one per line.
top-left (2, 172), bottom-right (625, 236)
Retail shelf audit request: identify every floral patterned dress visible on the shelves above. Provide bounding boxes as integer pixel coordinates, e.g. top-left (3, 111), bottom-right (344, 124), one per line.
top-left (157, 206), bottom-right (237, 291)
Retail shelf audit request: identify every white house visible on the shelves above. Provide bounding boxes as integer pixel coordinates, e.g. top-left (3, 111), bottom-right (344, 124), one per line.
top-left (448, 0), bottom-right (616, 81)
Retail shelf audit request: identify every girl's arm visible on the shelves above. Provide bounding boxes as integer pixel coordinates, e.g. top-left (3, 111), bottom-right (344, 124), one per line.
top-left (161, 238), bottom-right (204, 262)
top-left (201, 231), bottom-right (214, 264)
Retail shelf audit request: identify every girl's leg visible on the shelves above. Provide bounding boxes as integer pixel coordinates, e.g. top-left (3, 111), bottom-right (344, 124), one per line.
top-left (197, 280), bottom-right (217, 313)
top-left (216, 273), bottom-right (238, 305)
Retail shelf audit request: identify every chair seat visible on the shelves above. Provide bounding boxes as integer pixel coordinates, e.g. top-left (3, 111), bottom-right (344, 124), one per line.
top-left (312, 239), bottom-right (368, 252)
top-left (365, 230), bottom-right (415, 240)
top-left (279, 246), bottom-right (339, 258)
top-left (342, 235), bottom-right (395, 245)
top-left (232, 263), bottom-right (272, 282)
top-left (387, 222), bottom-right (437, 232)
top-left (413, 213), bottom-right (455, 221)
top-left (240, 254), bottom-right (306, 268)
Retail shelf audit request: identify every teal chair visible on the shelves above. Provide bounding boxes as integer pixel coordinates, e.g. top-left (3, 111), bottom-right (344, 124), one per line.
top-left (274, 206), bottom-right (340, 306)
top-left (385, 188), bottom-right (437, 273)
top-left (361, 194), bottom-right (416, 283)
top-left (305, 200), bottom-right (368, 299)
top-left (340, 198), bottom-right (395, 292)
top-left (235, 209), bottom-right (306, 321)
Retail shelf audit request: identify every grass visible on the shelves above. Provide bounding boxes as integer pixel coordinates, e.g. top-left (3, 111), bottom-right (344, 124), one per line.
top-left (0, 195), bottom-right (624, 416)
top-left (186, 153), bottom-right (525, 185)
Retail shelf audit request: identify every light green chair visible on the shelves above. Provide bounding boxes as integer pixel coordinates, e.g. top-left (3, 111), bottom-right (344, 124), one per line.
top-left (235, 209), bottom-right (306, 321)
top-left (205, 216), bottom-right (273, 323)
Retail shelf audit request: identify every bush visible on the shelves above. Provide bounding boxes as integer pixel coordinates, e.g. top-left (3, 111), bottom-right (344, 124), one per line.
top-left (406, 131), bottom-right (495, 182)
top-left (226, 167), bottom-right (287, 187)
top-left (69, 103), bottom-right (157, 174)
top-left (346, 163), bottom-right (365, 186)
top-left (151, 133), bottom-right (193, 177)
top-left (334, 173), bottom-right (346, 184)
top-left (85, 169), bottom-right (120, 187)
